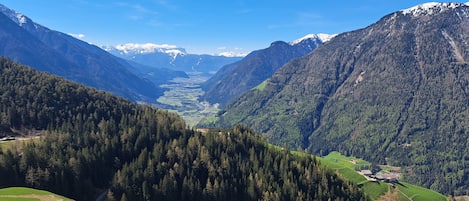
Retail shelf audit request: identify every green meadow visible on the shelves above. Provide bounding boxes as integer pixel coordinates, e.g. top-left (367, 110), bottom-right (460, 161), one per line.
top-left (0, 187), bottom-right (73, 201)
top-left (317, 151), bottom-right (447, 201)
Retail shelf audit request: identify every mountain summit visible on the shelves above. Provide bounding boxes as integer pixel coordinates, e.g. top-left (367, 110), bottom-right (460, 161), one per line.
top-left (210, 2), bottom-right (469, 195)
top-left (290, 33), bottom-right (337, 45)
top-left (401, 2), bottom-right (468, 16)
top-left (104, 43), bottom-right (187, 58)
top-left (201, 34), bottom-right (331, 106)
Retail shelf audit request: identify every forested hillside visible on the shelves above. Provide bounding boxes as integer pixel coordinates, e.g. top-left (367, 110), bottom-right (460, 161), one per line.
top-left (207, 3), bottom-right (469, 195)
top-left (0, 57), bottom-right (367, 200)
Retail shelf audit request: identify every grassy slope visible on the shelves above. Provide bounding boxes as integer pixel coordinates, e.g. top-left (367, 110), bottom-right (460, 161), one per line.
top-left (396, 182), bottom-right (447, 201)
top-left (317, 151), bottom-right (447, 201)
top-left (0, 141), bottom-right (13, 151)
top-left (254, 80), bottom-right (268, 91)
top-left (0, 137), bottom-right (40, 152)
top-left (0, 187), bottom-right (73, 201)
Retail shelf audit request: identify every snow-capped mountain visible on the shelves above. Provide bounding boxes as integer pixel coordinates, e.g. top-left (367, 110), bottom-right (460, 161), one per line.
top-left (290, 33), bottom-right (337, 45)
top-left (104, 43), bottom-right (187, 58)
top-left (401, 2), bottom-right (468, 16)
top-left (218, 51), bottom-right (249, 57)
top-left (0, 4), bottom-right (28, 26)
top-left (104, 43), bottom-right (243, 76)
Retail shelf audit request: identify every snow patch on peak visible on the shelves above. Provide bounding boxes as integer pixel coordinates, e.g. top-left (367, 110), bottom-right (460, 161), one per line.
top-left (317, 33), bottom-right (338, 42)
top-left (290, 33), bottom-right (337, 45)
top-left (16, 13), bottom-right (26, 26)
top-left (401, 2), bottom-right (465, 16)
top-left (113, 43), bottom-right (186, 56)
top-left (218, 52), bottom-right (248, 57)
top-left (0, 4), bottom-right (28, 26)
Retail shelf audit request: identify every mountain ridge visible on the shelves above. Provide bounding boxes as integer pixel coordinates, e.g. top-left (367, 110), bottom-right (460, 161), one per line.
top-left (208, 2), bottom-right (469, 195)
top-left (200, 35), bottom-right (328, 106)
top-left (0, 3), bottom-right (185, 103)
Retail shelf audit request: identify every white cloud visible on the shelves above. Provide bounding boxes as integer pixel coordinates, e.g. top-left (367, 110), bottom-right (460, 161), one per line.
top-left (217, 47), bottom-right (227, 50)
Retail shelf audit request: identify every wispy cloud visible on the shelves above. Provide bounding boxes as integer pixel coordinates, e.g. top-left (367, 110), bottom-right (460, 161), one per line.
top-left (153, 0), bottom-right (178, 10)
top-left (268, 11), bottom-right (324, 29)
top-left (115, 2), bottom-right (159, 21)
top-left (296, 12), bottom-right (323, 26)
top-left (236, 8), bottom-right (253, 14)
top-left (132, 4), bottom-right (159, 15)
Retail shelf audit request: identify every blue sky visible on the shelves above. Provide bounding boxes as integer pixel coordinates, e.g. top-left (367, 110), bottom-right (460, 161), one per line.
top-left (0, 0), bottom-right (456, 55)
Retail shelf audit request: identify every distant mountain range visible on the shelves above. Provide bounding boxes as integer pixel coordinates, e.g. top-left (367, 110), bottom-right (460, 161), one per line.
top-left (205, 2), bottom-right (469, 195)
top-left (200, 34), bottom-right (335, 106)
top-left (104, 43), bottom-right (243, 76)
top-left (0, 4), bottom-right (185, 103)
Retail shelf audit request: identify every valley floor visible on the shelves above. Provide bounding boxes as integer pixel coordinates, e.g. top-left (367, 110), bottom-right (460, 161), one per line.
top-left (156, 72), bottom-right (219, 126)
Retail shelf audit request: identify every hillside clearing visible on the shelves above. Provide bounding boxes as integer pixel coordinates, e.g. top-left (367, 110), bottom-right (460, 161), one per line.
top-left (318, 151), bottom-right (447, 201)
top-left (0, 187), bottom-right (73, 201)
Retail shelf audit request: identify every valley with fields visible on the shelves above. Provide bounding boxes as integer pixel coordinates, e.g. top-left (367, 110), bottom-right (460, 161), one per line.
top-left (1, 1), bottom-right (469, 201)
top-left (156, 73), bottom-right (220, 126)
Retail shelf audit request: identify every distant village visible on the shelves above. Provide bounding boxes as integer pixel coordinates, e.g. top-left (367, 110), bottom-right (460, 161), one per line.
top-left (353, 158), bottom-right (401, 184)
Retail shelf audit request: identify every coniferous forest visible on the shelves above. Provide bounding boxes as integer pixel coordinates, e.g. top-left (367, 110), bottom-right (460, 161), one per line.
top-left (0, 57), bottom-right (368, 200)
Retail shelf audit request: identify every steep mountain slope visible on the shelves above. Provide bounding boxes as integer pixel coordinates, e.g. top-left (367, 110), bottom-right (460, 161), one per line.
top-left (211, 2), bottom-right (469, 195)
top-left (116, 58), bottom-right (188, 86)
top-left (0, 4), bottom-right (181, 103)
top-left (201, 35), bottom-right (331, 106)
top-left (105, 44), bottom-right (242, 76)
top-left (0, 57), bottom-right (367, 201)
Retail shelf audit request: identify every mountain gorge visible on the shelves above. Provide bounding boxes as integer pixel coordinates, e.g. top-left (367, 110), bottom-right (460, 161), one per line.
top-left (200, 34), bottom-right (333, 106)
top-left (209, 2), bottom-right (469, 195)
top-left (0, 4), bottom-right (184, 103)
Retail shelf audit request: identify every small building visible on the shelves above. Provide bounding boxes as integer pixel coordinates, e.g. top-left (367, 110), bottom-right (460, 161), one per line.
top-left (360, 169), bottom-right (373, 176)
top-left (0, 136), bottom-right (15, 141)
top-left (375, 173), bottom-right (399, 183)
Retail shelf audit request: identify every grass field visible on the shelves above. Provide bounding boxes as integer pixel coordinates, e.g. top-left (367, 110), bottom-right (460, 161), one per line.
top-left (0, 187), bottom-right (73, 201)
top-left (362, 182), bottom-right (390, 200)
top-left (156, 75), bottom-right (221, 127)
top-left (396, 182), bottom-right (447, 201)
top-left (0, 137), bottom-right (40, 152)
top-left (317, 151), bottom-right (448, 201)
top-left (0, 141), bottom-right (14, 151)
top-left (255, 80), bottom-right (268, 91)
